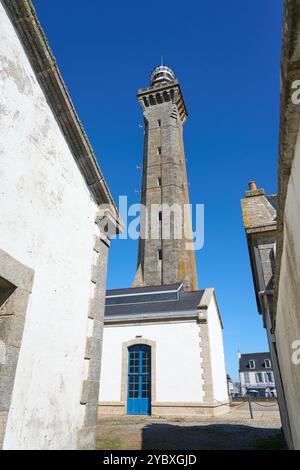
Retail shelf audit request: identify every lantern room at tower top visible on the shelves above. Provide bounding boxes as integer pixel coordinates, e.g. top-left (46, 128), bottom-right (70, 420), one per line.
top-left (150, 65), bottom-right (176, 85)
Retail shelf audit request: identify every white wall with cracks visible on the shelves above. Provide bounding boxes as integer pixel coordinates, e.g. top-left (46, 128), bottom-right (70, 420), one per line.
top-left (0, 3), bottom-right (101, 449)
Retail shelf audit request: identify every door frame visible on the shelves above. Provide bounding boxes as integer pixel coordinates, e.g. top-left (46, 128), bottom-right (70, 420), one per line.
top-left (121, 338), bottom-right (156, 414)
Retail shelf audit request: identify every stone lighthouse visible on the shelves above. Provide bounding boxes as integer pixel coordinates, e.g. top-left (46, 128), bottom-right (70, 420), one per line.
top-left (99, 66), bottom-right (229, 418)
top-left (133, 65), bottom-right (198, 291)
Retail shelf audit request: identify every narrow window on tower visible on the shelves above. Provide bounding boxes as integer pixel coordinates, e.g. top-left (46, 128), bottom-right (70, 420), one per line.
top-left (157, 177), bottom-right (162, 187)
top-left (157, 147), bottom-right (161, 156)
top-left (158, 211), bottom-right (162, 221)
top-left (157, 119), bottom-right (161, 128)
top-left (158, 249), bottom-right (163, 261)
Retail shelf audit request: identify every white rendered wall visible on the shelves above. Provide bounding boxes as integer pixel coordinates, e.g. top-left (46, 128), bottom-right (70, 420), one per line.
top-left (276, 126), bottom-right (300, 449)
top-left (99, 321), bottom-right (204, 403)
top-left (0, 4), bottom-right (99, 449)
top-left (207, 297), bottom-right (229, 402)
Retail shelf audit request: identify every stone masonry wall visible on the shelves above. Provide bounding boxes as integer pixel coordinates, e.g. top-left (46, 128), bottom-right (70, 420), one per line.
top-left (133, 80), bottom-right (198, 291)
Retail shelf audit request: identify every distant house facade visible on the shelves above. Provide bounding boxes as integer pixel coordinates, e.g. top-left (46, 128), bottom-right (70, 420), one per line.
top-left (238, 353), bottom-right (276, 397)
top-left (0, 0), bottom-right (120, 449)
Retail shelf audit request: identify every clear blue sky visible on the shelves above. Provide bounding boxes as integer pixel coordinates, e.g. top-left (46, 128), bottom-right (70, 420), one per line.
top-left (33, 0), bottom-right (283, 380)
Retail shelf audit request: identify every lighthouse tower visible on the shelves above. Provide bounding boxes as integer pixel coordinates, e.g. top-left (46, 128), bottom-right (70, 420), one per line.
top-left (133, 65), bottom-right (198, 291)
top-left (99, 66), bottom-right (229, 419)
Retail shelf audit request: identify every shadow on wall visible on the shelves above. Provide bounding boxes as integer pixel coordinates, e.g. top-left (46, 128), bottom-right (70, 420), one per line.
top-left (141, 423), bottom-right (284, 450)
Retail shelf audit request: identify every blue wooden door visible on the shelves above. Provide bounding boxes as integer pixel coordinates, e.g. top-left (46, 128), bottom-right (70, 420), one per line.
top-left (127, 344), bottom-right (151, 415)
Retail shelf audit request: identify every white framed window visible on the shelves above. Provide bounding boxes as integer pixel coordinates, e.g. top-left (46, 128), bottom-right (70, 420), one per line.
top-left (157, 119), bottom-right (161, 128)
top-left (157, 177), bottom-right (162, 187)
top-left (244, 372), bottom-right (250, 384)
top-left (255, 372), bottom-right (264, 383)
top-left (265, 372), bottom-right (273, 383)
top-left (264, 359), bottom-right (271, 369)
top-left (249, 360), bottom-right (255, 369)
top-left (157, 147), bottom-right (161, 156)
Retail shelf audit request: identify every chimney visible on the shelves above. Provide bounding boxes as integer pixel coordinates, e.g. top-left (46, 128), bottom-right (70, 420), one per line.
top-left (248, 181), bottom-right (257, 191)
top-left (245, 181), bottom-right (265, 197)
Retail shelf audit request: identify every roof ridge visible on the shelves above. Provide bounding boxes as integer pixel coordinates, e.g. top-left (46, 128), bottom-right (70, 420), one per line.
top-left (240, 352), bottom-right (270, 355)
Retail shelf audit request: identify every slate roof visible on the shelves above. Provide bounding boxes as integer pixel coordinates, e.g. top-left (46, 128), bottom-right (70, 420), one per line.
top-left (239, 352), bottom-right (272, 373)
top-left (105, 283), bottom-right (205, 319)
top-left (106, 283), bottom-right (183, 297)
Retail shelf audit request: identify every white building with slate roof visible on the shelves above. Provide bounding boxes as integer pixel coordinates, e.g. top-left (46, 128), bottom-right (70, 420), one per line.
top-left (238, 352), bottom-right (276, 397)
top-left (99, 283), bottom-right (229, 416)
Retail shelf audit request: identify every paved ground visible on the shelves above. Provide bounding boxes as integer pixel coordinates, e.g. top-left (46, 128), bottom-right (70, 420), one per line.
top-left (96, 402), bottom-right (284, 450)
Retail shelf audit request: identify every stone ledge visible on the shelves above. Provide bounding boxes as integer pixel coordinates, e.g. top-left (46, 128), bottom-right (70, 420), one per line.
top-left (98, 401), bottom-right (230, 418)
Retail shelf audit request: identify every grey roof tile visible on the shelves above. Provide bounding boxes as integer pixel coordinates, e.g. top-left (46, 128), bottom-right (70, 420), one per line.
top-left (239, 352), bottom-right (272, 372)
top-left (105, 284), bottom-right (204, 318)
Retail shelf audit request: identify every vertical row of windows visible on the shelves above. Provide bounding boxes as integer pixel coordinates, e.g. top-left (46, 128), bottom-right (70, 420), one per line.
top-left (157, 119), bottom-right (162, 268)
